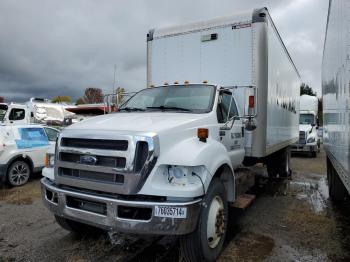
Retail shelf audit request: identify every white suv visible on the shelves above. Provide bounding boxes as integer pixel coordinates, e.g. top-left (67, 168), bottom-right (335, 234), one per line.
top-left (0, 124), bottom-right (59, 186)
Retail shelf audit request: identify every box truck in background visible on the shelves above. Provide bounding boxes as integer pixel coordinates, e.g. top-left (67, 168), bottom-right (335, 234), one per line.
top-left (291, 95), bottom-right (320, 157)
top-left (42, 8), bottom-right (300, 261)
top-left (322, 0), bottom-right (350, 201)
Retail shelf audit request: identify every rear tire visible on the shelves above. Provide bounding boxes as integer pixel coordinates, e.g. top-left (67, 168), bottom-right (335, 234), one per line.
top-left (55, 215), bottom-right (102, 235)
top-left (311, 151), bottom-right (317, 158)
top-left (180, 178), bottom-right (228, 262)
top-left (266, 147), bottom-right (291, 179)
top-left (327, 157), bottom-right (347, 201)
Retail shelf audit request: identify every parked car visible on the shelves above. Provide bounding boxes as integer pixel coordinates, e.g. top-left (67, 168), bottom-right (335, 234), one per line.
top-left (0, 124), bottom-right (59, 186)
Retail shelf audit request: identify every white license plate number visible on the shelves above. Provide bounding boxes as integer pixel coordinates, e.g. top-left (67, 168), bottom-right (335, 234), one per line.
top-left (154, 206), bottom-right (187, 218)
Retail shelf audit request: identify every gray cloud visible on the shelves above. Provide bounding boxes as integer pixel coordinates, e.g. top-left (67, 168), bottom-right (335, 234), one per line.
top-left (0, 0), bottom-right (328, 102)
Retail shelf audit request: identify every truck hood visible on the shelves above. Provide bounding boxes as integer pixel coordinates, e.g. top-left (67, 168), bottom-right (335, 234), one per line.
top-left (299, 124), bottom-right (313, 133)
top-left (67, 112), bottom-right (211, 133)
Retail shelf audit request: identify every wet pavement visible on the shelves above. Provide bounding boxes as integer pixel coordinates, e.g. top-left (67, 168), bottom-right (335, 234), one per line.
top-left (0, 148), bottom-right (349, 261)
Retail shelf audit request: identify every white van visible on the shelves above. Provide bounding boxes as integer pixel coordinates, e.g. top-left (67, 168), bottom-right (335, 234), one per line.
top-left (0, 124), bottom-right (59, 186)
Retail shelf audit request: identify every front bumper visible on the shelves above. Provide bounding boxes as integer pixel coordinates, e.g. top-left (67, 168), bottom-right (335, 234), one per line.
top-left (291, 144), bottom-right (317, 152)
top-left (0, 164), bottom-right (8, 183)
top-left (41, 178), bottom-right (201, 235)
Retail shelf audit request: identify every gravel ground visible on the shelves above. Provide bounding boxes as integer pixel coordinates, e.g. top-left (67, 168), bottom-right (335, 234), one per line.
top-left (0, 147), bottom-right (349, 262)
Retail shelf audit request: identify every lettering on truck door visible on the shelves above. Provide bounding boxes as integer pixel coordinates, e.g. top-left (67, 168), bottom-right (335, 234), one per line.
top-left (217, 90), bottom-right (245, 167)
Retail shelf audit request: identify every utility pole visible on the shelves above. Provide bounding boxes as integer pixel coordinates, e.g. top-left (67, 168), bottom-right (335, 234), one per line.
top-left (113, 64), bottom-right (117, 94)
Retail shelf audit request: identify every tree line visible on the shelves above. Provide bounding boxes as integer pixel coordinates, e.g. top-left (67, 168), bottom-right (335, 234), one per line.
top-left (51, 87), bottom-right (125, 105)
top-left (1, 86), bottom-right (125, 106)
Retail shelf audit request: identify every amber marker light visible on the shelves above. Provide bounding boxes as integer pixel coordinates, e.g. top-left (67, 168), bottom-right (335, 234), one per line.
top-left (45, 154), bottom-right (49, 168)
top-left (197, 128), bottom-right (209, 143)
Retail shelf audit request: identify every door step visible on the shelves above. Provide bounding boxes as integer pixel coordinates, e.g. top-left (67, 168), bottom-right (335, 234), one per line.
top-left (231, 194), bottom-right (256, 209)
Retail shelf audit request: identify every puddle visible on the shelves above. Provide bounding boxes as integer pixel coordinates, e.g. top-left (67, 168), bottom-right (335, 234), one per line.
top-left (287, 176), bottom-right (328, 213)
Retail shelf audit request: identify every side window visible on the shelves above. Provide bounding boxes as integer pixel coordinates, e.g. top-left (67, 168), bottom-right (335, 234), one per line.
top-left (9, 108), bottom-right (25, 121)
top-left (217, 92), bottom-right (238, 123)
top-left (16, 127), bottom-right (49, 149)
top-left (44, 127), bottom-right (59, 142)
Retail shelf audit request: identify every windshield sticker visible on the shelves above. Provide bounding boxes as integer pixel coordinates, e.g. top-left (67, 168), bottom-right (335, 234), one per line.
top-left (16, 128), bottom-right (49, 149)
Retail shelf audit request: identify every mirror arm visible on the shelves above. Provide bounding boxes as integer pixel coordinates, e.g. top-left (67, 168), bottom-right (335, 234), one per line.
top-left (220, 115), bottom-right (242, 130)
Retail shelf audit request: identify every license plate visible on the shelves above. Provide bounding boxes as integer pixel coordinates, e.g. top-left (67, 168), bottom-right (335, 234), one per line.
top-left (154, 206), bottom-right (187, 218)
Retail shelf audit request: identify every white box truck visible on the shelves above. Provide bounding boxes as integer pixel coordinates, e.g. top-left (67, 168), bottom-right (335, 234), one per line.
top-left (291, 94), bottom-right (320, 157)
top-left (322, 0), bottom-right (350, 201)
top-left (41, 8), bottom-right (300, 261)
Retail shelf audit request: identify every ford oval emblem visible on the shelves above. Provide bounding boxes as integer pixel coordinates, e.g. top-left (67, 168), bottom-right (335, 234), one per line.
top-left (80, 155), bottom-right (98, 165)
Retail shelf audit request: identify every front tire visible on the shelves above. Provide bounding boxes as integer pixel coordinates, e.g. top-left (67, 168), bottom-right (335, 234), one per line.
top-left (7, 160), bottom-right (31, 186)
top-left (180, 178), bottom-right (228, 262)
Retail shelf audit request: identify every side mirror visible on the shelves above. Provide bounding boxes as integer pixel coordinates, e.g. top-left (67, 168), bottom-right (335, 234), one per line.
top-left (220, 115), bottom-right (241, 130)
top-left (311, 123), bottom-right (316, 127)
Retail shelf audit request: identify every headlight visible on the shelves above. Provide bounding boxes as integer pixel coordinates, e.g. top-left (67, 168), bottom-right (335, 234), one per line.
top-left (45, 153), bottom-right (55, 168)
top-left (162, 165), bottom-right (209, 189)
top-left (307, 137), bottom-right (315, 143)
top-left (167, 166), bottom-right (189, 185)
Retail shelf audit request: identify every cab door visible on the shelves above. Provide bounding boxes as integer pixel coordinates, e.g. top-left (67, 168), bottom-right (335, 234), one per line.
top-left (6, 107), bottom-right (28, 124)
top-left (217, 90), bottom-right (245, 168)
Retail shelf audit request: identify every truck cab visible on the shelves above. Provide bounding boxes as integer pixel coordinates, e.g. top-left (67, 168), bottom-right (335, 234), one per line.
top-left (0, 103), bottom-right (31, 125)
top-left (291, 95), bottom-right (320, 157)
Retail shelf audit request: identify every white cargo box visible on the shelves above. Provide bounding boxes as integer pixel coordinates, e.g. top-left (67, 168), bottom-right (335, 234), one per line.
top-left (300, 95), bottom-right (318, 114)
top-left (147, 8), bottom-right (301, 158)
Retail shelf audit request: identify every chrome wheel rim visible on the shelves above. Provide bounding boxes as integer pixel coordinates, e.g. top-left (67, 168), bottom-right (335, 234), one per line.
top-left (207, 195), bottom-right (225, 249)
top-left (9, 162), bottom-right (30, 186)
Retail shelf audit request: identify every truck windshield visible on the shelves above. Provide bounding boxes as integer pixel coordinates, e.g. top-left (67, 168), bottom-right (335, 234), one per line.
top-left (300, 114), bottom-right (315, 125)
top-left (120, 85), bottom-right (215, 113)
top-left (0, 105), bottom-right (7, 121)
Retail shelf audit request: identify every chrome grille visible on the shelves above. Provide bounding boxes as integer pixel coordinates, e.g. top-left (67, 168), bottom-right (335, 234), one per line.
top-left (59, 167), bottom-right (124, 184)
top-left (299, 131), bottom-right (306, 144)
top-left (61, 137), bottom-right (128, 151)
top-left (54, 130), bottom-right (159, 195)
top-left (60, 152), bottom-right (126, 168)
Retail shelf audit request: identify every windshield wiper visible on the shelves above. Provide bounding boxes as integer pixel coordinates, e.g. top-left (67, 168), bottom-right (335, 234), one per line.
top-left (119, 107), bottom-right (145, 112)
top-left (147, 106), bottom-right (192, 112)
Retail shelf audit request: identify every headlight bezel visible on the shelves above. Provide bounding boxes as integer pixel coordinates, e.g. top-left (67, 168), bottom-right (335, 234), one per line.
top-left (46, 153), bottom-right (55, 168)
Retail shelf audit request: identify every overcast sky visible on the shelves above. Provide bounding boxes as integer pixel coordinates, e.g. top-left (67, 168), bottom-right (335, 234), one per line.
top-left (0, 0), bottom-right (329, 102)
